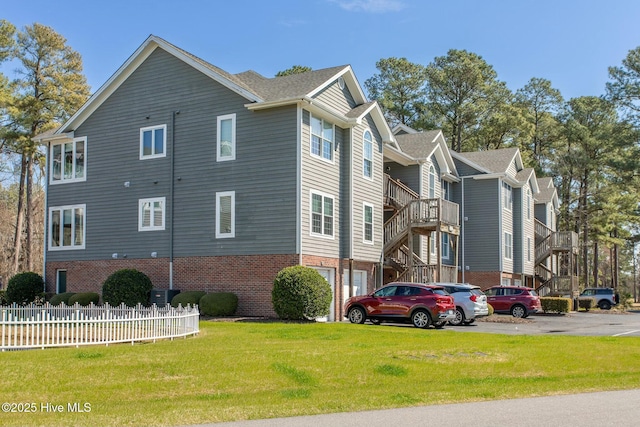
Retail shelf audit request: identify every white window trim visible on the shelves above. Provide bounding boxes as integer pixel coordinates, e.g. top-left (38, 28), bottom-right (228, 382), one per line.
top-left (216, 191), bottom-right (235, 238)
top-left (50, 137), bottom-right (87, 185)
top-left (48, 204), bottom-right (86, 250)
top-left (428, 165), bottom-right (436, 198)
top-left (309, 114), bottom-right (335, 164)
top-left (503, 182), bottom-right (513, 211)
top-left (217, 113), bottom-right (236, 162)
top-left (139, 124), bottom-right (167, 160)
top-left (527, 237), bottom-right (532, 262)
top-left (363, 202), bottom-right (374, 244)
top-left (363, 129), bottom-right (373, 180)
top-left (442, 233), bottom-right (450, 260)
top-left (527, 189), bottom-right (532, 220)
top-left (504, 232), bottom-right (513, 260)
top-left (138, 197), bottom-right (166, 231)
top-left (310, 190), bottom-right (335, 239)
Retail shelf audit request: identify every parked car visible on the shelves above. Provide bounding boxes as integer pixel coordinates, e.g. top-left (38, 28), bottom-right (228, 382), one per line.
top-left (435, 283), bottom-right (489, 326)
top-left (579, 288), bottom-right (619, 310)
top-left (484, 286), bottom-right (541, 318)
top-left (344, 282), bottom-right (456, 329)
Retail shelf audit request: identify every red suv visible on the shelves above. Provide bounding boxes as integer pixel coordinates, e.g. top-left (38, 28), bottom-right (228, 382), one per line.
top-left (344, 282), bottom-right (456, 329)
top-left (484, 286), bottom-right (541, 318)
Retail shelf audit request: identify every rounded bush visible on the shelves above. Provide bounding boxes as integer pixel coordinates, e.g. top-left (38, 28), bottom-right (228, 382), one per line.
top-left (50, 292), bottom-right (76, 306)
top-left (487, 303), bottom-right (494, 316)
top-left (170, 291), bottom-right (206, 308)
top-left (68, 292), bottom-right (100, 306)
top-left (102, 269), bottom-right (152, 307)
top-left (272, 266), bottom-right (332, 320)
top-left (199, 292), bottom-right (238, 316)
top-left (6, 272), bottom-right (44, 305)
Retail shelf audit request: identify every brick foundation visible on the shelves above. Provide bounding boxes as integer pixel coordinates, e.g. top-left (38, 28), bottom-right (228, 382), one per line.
top-left (46, 254), bottom-right (379, 319)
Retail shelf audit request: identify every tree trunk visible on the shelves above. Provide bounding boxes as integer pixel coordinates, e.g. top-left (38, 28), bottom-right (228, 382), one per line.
top-left (593, 241), bottom-right (599, 287)
top-left (11, 154), bottom-right (27, 275)
top-left (26, 155), bottom-right (33, 272)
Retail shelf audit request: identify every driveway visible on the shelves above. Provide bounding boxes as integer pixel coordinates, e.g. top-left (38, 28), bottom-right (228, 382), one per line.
top-left (458, 310), bottom-right (640, 336)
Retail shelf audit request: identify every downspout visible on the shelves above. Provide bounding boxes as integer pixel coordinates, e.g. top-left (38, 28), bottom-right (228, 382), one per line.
top-left (297, 106), bottom-right (302, 264)
top-left (43, 142), bottom-right (49, 292)
top-left (349, 127), bottom-right (354, 299)
top-left (461, 177), bottom-right (465, 283)
top-left (169, 111), bottom-right (180, 289)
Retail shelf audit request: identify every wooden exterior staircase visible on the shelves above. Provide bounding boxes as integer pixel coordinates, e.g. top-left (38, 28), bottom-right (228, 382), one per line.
top-left (534, 219), bottom-right (579, 296)
top-left (383, 174), bottom-right (460, 284)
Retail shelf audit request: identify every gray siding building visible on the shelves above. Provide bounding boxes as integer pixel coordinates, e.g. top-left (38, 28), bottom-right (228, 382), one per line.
top-left (39, 36), bottom-right (393, 319)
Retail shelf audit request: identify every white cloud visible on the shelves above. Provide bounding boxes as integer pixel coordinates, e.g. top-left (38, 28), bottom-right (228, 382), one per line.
top-left (328, 0), bottom-right (406, 13)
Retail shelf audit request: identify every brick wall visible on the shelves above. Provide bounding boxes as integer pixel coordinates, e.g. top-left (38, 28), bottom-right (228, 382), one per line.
top-left (460, 271), bottom-right (503, 290)
top-left (46, 254), bottom-right (378, 319)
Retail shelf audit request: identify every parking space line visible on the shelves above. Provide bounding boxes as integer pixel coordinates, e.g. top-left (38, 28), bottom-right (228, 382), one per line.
top-left (612, 330), bottom-right (640, 337)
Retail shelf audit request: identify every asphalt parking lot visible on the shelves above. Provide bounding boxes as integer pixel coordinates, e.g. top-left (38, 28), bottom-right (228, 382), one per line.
top-left (457, 310), bottom-right (640, 336)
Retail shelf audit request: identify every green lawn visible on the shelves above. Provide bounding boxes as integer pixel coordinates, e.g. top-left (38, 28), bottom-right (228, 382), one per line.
top-left (2, 321), bottom-right (640, 427)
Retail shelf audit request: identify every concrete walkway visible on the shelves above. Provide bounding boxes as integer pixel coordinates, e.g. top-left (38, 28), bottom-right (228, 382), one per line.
top-left (183, 389), bottom-right (640, 427)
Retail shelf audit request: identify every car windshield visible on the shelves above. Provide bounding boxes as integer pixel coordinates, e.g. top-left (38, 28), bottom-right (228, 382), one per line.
top-left (529, 290), bottom-right (538, 296)
top-left (470, 289), bottom-right (484, 297)
top-left (431, 289), bottom-right (447, 296)
top-left (373, 286), bottom-right (396, 297)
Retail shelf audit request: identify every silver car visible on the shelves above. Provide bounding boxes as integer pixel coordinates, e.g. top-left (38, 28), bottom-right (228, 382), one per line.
top-left (436, 283), bottom-right (489, 326)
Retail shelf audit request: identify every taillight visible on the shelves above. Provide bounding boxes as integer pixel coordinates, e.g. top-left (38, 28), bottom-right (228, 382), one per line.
top-left (469, 294), bottom-right (477, 302)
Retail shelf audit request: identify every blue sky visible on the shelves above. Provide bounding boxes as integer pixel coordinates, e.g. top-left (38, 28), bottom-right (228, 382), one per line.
top-left (3, 0), bottom-right (640, 101)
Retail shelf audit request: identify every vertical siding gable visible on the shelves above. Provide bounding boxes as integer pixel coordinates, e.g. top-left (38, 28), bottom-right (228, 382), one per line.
top-left (462, 178), bottom-right (500, 271)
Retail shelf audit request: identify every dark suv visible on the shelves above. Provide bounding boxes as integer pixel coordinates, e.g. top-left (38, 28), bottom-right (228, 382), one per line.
top-left (344, 282), bottom-right (456, 329)
top-left (579, 288), bottom-right (619, 310)
top-left (484, 286), bottom-right (541, 318)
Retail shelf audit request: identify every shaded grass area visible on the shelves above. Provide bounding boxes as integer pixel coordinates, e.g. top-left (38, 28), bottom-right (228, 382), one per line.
top-left (1, 321), bottom-right (640, 426)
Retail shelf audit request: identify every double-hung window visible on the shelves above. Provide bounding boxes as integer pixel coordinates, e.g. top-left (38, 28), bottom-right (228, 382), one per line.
top-left (310, 114), bottom-right (334, 162)
top-left (503, 182), bottom-right (512, 211)
top-left (429, 165), bottom-right (436, 198)
top-left (363, 130), bottom-right (373, 179)
top-left (504, 232), bottom-right (513, 260)
top-left (217, 114), bottom-right (236, 161)
top-left (216, 191), bottom-right (235, 238)
top-left (50, 137), bottom-right (86, 184)
top-left (442, 233), bottom-right (450, 259)
top-left (140, 125), bottom-right (166, 159)
top-left (526, 189), bottom-right (531, 220)
top-left (311, 191), bottom-right (334, 237)
top-left (363, 203), bottom-right (373, 243)
top-left (49, 205), bottom-right (85, 250)
top-left (139, 197), bottom-right (165, 231)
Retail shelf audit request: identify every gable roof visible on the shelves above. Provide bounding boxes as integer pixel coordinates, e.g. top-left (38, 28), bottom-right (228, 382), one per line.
top-left (46, 35), bottom-right (391, 142)
top-left (385, 129), bottom-right (458, 179)
top-left (453, 147), bottom-right (522, 174)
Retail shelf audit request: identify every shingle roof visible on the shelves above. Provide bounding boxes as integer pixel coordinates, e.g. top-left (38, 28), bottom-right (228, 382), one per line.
top-left (234, 65), bottom-right (349, 102)
top-left (456, 147), bottom-right (519, 174)
top-left (537, 176), bottom-right (554, 189)
top-left (157, 36), bottom-right (350, 102)
top-left (394, 130), bottom-right (441, 159)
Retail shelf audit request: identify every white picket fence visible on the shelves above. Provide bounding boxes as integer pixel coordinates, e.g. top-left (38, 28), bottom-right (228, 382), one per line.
top-left (0, 303), bottom-right (200, 351)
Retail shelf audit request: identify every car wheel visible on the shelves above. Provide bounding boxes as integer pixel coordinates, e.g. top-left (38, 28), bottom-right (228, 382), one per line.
top-left (511, 304), bottom-right (526, 318)
top-left (370, 318), bottom-right (381, 325)
top-left (449, 308), bottom-right (465, 326)
top-left (599, 300), bottom-right (612, 310)
top-left (464, 319), bottom-right (475, 325)
top-left (411, 309), bottom-right (431, 329)
top-left (348, 307), bottom-right (366, 324)
top-left (433, 321), bottom-right (445, 329)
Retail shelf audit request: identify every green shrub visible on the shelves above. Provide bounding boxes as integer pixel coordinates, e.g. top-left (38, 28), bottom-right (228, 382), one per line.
top-left (68, 292), bottom-right (100, 306)
top-left (578, 298), bottom-right (595, 311)
top-left (6, 272), bottom-right (44, 305)
top-left (102, 269), bottom-right (152, 307)
top-left (272, 266), bottom-right (332, 320)
top-left (487, 303), bottom-right (494, 316)
top-left (0, 290), bottom-right (7, 305)
top-left (541, 297), bottom-right (571, 313)
top-left (50, 292), bottom-right (76, 306)
top-left (170, 291), bottom-right (206, 307)
top-left (199, 292), bottom-right (238, 316)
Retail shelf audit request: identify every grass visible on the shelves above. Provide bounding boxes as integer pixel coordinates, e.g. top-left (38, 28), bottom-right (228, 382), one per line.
top-left (2, 321), bottom-right (640, 426)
